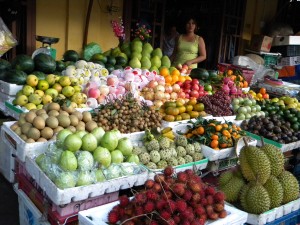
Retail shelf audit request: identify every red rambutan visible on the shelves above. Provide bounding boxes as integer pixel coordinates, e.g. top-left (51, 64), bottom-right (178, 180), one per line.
top-left (208, 212), bottom-right (219, 220)
top-left (205, 186), bottom-right (216, 196)
top-left (164, 199), bottom-right (177, 212)
top-left (214, 191), bottom-right (226, 203)
top-left (155, 199), bottom-right (166, 211)
top-left (185, 169), bottom-right (194, 176)
top-left (164, 166), bottom-right (174, 177)
top-left (119, 195), bottom-right (130, 207)
top-left (173, 215), bottom-right (181, 223)
top-left (190, 220), bottom-right (201, 225)
top-left (194, 205), bottom-right (206, 216)
top-left (162, 190), bottom-right (173, 200)
top-left (191, 193), bottom-right (201, 203)
top-left (190, 175), bottom-right (202, 183)
top-left (123, 220), bottom-right (135, 225)
top-left (124, 205), bottom-right (134, 216)
top-left (205, 205), bottom-right (214, 215)
top-left (199, 214), bottom-right (207, 222)
top-left (108, 211), bottom-right (119, 224)
top-left (160, 210), bottom-right (171, 220)
top-left (154, 174), bottom-right (165, 183)
top-left (152, 182), bottom-right (162, 193)
top-left (148, 221), bottom-right (159, 225)
top-left (145, 179), bottom-right (155, 189)
top-left (144, 201), bottom-right (155, 213)
top-left (218, 210), bottom-right (227, 218)
top-left (214, 203), bottom-right (225, 212)
top-left (181, 220), bottom-right (191, 225)
top-left (172, 183), bottom-right (185, 196)
top-left (166, 218), bottom-right (176, 225)
top-left (118, 208), bottom-right (125, 217)
top-left (111, 205), bottom-right (120, 212)
top-left (183, 189), bottom-right (193, 201)
top-left (135, 206), bottom-right (144, 216)
top-left (200, 198), bottom-right (208, 206)
top-left (146, 190), bottom-right (158, 201)
top-left (188, 182), bottom-right (202, 193)
top-left (177, 171), bottom-right (188, 183)
top-left (199, 189), bottom-right (206, 198)
top-left (134, 192), bottom-right (147, 205)
top-left (176, 199), bottom-right (187, 212)
top-left (206, 195), bottom-right (214, 205)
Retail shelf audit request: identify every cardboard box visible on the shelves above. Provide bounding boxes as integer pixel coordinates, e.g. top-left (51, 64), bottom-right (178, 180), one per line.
top-left (250, 35), bottom-right (273, 52)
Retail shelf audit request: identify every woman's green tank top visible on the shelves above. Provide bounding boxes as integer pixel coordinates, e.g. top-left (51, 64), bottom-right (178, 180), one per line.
top-left (173, 35), bottom-right (199, 68)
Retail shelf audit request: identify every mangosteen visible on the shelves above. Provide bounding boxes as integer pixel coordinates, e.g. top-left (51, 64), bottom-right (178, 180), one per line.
top-left (292, 136), bottom-right (298, 142)
top-left (271, 136), bottom-right (279, 142)
top-left (273, 126), bottom-right (281, 134)
top-left (266, 123), bottom-right (274, 131)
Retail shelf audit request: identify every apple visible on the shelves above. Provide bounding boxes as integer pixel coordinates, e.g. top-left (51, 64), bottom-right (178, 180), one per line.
top-left (176, 81), bottom-right (183, 87)
top-left (191, 79), bottom-right (199, 85)
top-left (190, 90), bottom-right (200, 98)
top-left (185, 93), bottom-right (190, 99)
top-left (178, 91), bottom-right (186, 98)
top-left (192, 84), bottom-right (200, 91)
top-left (88, 88), bottom-right (100, 98)
top-left (107, 76), bottom-right (119, 86)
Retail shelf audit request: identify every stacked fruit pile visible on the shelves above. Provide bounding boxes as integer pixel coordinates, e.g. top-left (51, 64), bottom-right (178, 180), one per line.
top-left (219, 143), bottom-right (299, 214)
top-left (231, 97), bottom-right (263, 120)
top-left (107, 167), bottom-right (227, 225)
top-left (135, 131), bottom-right (203, 169)
top-left (9, 102), bottom-right (94, 143)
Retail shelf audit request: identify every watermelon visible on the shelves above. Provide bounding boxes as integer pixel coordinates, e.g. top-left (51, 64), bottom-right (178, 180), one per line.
top-left (190, 68), bottom-right (209, 80)
top-left (11, 54), bottom-right (34, 73)
top-left (0, 70), bottom-right (6, 80)
top-left (63, 50), bottom-right (79, 62)
top-left (56, 60), bottom-right (66, 72)
top-left (115, 56), bottom-right (127, 66)
top-left (31, 71), bottom-right (46, 80)
top-left (34, 53), bottom-right (56, 74)
top-left (3, 69), bottom-right (27, 85)
top-left (0, 58), bottom-right (11, 70)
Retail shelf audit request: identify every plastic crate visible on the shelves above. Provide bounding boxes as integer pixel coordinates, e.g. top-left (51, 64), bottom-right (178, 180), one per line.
top-left (25, 156), bottom-right (148, 205)
top-left (0, 80), bottom-right (23, 95)
top-left (78, 200), bottom-right (248, 225)
top-left (264, 54), bottom-right (279, 67)
top-left (0, 129), bottom-right (16, 183)
top-left (271, 45), bottom-right (300, 57)
top-left (2, 121), bottom-right (53, 162)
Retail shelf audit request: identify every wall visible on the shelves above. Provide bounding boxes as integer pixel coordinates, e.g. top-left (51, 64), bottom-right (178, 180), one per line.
top-left (36, 0), bottom-right (123, 60)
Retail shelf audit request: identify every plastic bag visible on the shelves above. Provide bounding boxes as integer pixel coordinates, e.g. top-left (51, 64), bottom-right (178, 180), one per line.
top-left (0, 17), bottom-right (17, 57)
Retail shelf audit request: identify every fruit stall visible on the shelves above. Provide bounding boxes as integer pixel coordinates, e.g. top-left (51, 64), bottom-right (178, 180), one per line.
top-left (0, 23), bottom-right (300, 225)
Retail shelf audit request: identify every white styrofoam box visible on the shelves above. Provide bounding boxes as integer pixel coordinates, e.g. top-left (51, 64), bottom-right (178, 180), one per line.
top-left (2, 121), bottom-right (54, 162)
top-left (0, 80), bottom-right (23, 95)
top-left (5, 100), bottom-right (25, 120)
top-left (0, 91), bottom-right (15, 103)
top-left (25, 156), bottom-right (148, 206)
top-left (121, 131), bottom-right (145, 143)
top-left (146, 158), bottom-right (209, 180)
top-left (242, 87), bottom-right (250, 93)
top-left (246, 198), bottom-right (300, 225)
top-left (78, 201), bottom-right (248, 225)
top-left (272, 36), bottom-right (300, 46)
top-left (280, 140), bottom-right (300, 153)
top-left (15, 185), bottom-right (50, 225)
top-left (211, 116), bottom-right (236, 123)
top-left (0, 102), bottom-right (8, 116)
top-left (0, 130), bottom-right (16, 183)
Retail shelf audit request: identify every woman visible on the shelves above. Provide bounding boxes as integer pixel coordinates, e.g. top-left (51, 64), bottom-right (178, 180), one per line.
top-left (171, 17), bottom-right (206, 69)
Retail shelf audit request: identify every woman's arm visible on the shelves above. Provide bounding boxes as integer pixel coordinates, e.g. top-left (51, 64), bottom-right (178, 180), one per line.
top-left (185, 36), bottom-right (206, 67)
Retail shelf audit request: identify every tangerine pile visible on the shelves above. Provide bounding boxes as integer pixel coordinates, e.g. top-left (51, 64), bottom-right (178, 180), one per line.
top-left (160, 98), bottom-right (206, 122)
top-left (160, 67), bottom-right (191, 85)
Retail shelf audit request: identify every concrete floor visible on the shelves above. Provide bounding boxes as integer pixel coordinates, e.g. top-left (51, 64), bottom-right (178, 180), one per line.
top-left (0, 174), bottom-right (19, 225)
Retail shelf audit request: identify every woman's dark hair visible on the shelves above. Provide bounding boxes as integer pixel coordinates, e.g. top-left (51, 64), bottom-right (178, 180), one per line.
top-left (178, 16), bottom-right (199, 33)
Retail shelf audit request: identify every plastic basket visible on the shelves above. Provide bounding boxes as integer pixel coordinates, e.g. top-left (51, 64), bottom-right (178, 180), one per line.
top-left (264, 54), bottom-right (278, 67)
top-left (0, 80), bottom-right (23, 95)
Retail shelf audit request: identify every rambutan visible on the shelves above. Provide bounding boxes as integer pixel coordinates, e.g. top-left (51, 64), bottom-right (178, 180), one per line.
top-left (181, 220), bottom-right (191, 225)
top-left (190, 220), bottom-right (201, 225)
top-left (160, 210), bottom-right (171, 220)
top-left (164, 199), bottom-right (177, 212)
top-left (124, 205), bottom-right (134, 216)
top-left (146, 190), bottom-right (158, 201)
top-left (199, 214), bottom-right (207, 222)
top-left (183, 189), bottom-right (193, 201)
top-left (145, 179), bottom-right (155, 189)
top-left (185, 169), bottom-right (194, 176)
top-left (214, 203), bottom-right (224, 212)
top-left (144, 201), bottom-right (155, 213)
top-left (135, 206), bottom-right (144, 216)
top-left (208, 212), bottom-right (219, 220)
top-left (200, 198), bottom-right (208, 206)
top-left (152, 183), bottom-right (162, 193)
top-left (154, 174), bottom-right (165, 183)
top-left (164, 166), bottom-right (174, 177)
top-left (119, 195), bottom-right (130, 207)
top-left (205, 205), bottom-right (214, 215)
top-left (123, 220), bottom-right (135, 225)
top-left (155, 199), bottom-right (166, 211)
top-left (197, 218), bottom-right (206, 225)
top-left (199, 189), bottom-right (206, 198)
top-left (214, 191), bottom-right (226, 203)
top-left (134, 192), bottom-right (147, 205)
top-left (188, 182), bottom-right (202, 193)
top-left (177, 171), bottom-right (188, 183)
top-left (118, 208), bottom-right (125, 217)
top-left (148, 221), bottom-right (159, 225)
top-left (172, 183), bottom-right (185, 196)
top-left (191, 193), bottom-right (201, 203)
top-left (111, 205), bottom-right (120, 212)
top-left (108, 211), bottom-right (119, 224)
top-left (173, 215), bottom-right (181, 223)
top-left (205, 186), bottom-right (216, 196)
top-left (218, 210), bottom-right (227, 218)
top-left (194, 205), bottom-right (206, 216)
top-left (162, 190), bottom-right (173, 200)
top-left (176, 199), bottom-right (187, 212)
top-left (206, 195), bottom-right (214, 205)
top-left (166, 218), bottom-right (176, 225)
top-left (190, 175), bottom-right (202, 183)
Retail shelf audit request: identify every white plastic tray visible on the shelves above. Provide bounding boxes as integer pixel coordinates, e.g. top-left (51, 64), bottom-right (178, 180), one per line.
top-left (145, 158), bottom-right (209, 180)
top-left (246, 198), bottom-right (300, 225)
top-left (2, 121), bottom-right (54, 162)
top-left (0, 91), bottom-right (15, 103)
top-left (25, 156), bottom-right (148, 205)
top-left (0, 80), bottom-right (23, 95)
top-left (211, 116), bottom-right (236, 123)
top-left (15, 184), bottom-right (50, 225)
top-left (78, 201), bottom-right (248, 225)
top-left (161, 115), bottom-right (213, 128)
top-left (0, 130), bottom-right (16, 183)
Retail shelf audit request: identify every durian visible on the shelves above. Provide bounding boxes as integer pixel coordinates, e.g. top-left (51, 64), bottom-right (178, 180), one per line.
top-left (260, 144), bottom-right (284, 177)
top-left (278, 171), bottom-right (299, 204)
top-left (245, 183), bottom-right (271, 214)
top-left (264, 175), bottom-right (283, 208)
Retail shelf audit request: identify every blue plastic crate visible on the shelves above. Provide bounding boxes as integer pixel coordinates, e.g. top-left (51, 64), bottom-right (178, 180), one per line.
top-left (265, 210), bottom-right (300, 225)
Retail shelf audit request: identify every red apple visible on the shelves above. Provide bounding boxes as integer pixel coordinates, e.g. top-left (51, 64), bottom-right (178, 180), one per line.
top-left (198, 85), bottom-right (205, 91)
top-left (184, 80), bottom-right (192, 85)
top-left (191, 79), bottom-right (199, 85)
top-left (184, 89), bottom-right (191, 94)
top-left (176, 81), bottom-right (183, 87)
top-left (192, 84), bottom-right (200, 91)
top-left (178, 91), bottom-right (186, 98)
top-left (190, 90), bottom-right (199, 98)
top-left (185, 93), bottom-right (190, 98)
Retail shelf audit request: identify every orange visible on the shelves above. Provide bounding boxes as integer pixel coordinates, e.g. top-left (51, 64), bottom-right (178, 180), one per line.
top-left (165, 107), bottom-right (180, 116)
top-left (175, 115), bottom-right (182, 121)
top-left (178, 75), bottom-right (186, 82)
top-left (171, 74), bottom-right (179, 84)
top-left (227, 70), bottom-right (233, 76)
top-left (193, 103), bottom-right (205, 112)
top-left (259, 88), bottom-right (266, 95)
top-left (215, 124), bottom-right (223, 132)
top-left (188, 111), bottom-right (199, 118)
top-left (185, 105), bottom-right (193, 112)
top-left (163, 115), bottom-right (175, 122)
top-left (211, 134), bottom-right (219, 140)
top-left (181, 113), bottom-right (191, 120)
top-left (160, 67), bottom-right (170, 77)
top-left (165, 75), bottom-right (172, 84)
top-left (263, 93), bottom-right (269, 99)
top-left (196, 126), bottom-right (205, 135)
top-left (171, 69), bottom-right (180, 76)
top-left (210, 139), bottom-right (219, 149)
top-left (178, 106), bottom-right (186, 114)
